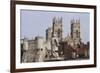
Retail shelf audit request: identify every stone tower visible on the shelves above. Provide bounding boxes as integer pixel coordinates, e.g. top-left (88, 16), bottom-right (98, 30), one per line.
top-left (52, 17), bottom-right (63, 42)
top-left (45, 17), bottom-right (63, 58)
top-left (70, 19), bottom-right (81, 46)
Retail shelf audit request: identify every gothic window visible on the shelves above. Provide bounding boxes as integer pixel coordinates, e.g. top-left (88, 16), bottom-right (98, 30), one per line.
top-left (76, 30), bottom-right (79, 38)
top-left (58, 29), bottom-right (61, 38)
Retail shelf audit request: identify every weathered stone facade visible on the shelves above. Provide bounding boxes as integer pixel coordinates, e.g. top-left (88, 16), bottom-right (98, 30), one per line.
top-left (46, 17), bottom-right (63, 59)
top-left (65, 19), bottom-right (81, 48)
top-left (21, 17), bottom-right (89, 63)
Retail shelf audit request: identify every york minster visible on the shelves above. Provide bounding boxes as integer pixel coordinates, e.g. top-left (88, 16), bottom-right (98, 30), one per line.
top-left (21, 17), bottom-right (89, 62)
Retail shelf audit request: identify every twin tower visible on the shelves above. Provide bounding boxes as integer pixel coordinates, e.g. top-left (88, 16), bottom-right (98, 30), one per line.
top-left (46, 17), bottom-right (81, 45)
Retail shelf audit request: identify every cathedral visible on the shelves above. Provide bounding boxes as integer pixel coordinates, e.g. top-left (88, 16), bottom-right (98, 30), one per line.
top-left (21, 17), bottom-right (89, 62)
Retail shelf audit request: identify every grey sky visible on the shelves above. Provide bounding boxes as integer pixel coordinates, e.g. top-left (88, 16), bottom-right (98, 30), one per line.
top-left (20, 9), bottom-right (90, 43)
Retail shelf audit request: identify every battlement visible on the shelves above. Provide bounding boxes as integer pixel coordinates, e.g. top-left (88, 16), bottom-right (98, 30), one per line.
top-left (53, 17), bottom-right (63, 25)
top-left (71, 19), bottom-right (80, 24)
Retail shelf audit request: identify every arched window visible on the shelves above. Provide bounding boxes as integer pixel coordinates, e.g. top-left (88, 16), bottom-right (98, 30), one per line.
top-left (58, 29), bottom-right (61, 38)
top-left (76, 30), bottom-right (79, 38)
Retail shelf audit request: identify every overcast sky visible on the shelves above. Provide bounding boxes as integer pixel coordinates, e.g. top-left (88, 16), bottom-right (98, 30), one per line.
top-left (20, 9), bottom-right (90, 43)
